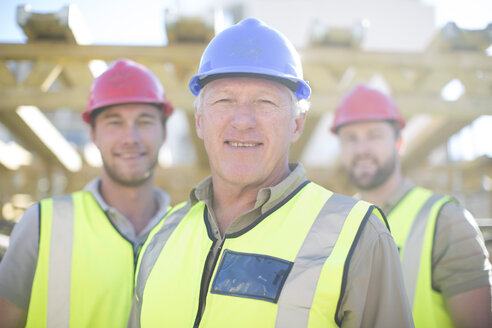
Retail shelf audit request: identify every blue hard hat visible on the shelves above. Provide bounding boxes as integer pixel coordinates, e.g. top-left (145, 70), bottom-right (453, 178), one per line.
top-left (189, 18), bottom-right (311, 99)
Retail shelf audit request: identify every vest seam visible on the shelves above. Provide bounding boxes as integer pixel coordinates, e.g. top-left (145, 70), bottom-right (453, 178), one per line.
top-left (136, 203), bottom-right (191, 325)
top-left (334, 204), bottom-right (374, 327)
top-left (36, 202), bottom-right (41, 249)
top-left (193, 217), bottom-right (223, 328)
top-left (374, 205), bottom-right (390, 232)
top-left (226, 180), bottom-right (311, 238)
top-left (203, 207), bottom-right (219, 242)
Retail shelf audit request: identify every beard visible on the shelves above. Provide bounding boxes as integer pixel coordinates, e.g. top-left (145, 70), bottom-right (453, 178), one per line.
top-left (347, 152), bottom-right (397, 191)
top-left (102, 155), bottom-right (158, 187)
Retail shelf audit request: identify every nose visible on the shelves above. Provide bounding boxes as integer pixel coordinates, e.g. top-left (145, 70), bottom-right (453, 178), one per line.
top-left (121, 122), bottom-right (140, 144)
top-left (353, 139), bottom-right (372, 154)
top-left (230, 103), bottom-right (256, 130)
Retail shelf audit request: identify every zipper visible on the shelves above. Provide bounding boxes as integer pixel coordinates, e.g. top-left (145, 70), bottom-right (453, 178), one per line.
top-left (193, 237), bottom-right (225, 328)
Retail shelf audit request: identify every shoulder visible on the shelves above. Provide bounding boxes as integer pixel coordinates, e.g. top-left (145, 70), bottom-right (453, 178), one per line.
top-left (11, 203), bottom-right (40, 239)
top-left (433, 196), bottom-right (487, 250)
top-left (435, 200), bottom-right (483, 240)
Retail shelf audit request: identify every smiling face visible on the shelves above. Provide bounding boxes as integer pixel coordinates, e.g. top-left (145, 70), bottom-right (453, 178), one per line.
top-left (91, 103), bottom-right (166, 187)
top-left (195, 77), bottom-right (305, 190)
top-left (338, 120), bottom-right (400, 190)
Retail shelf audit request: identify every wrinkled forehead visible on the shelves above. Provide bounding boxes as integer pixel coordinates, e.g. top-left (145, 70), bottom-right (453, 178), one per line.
top-left (203, 76), bottom-right (292, 97)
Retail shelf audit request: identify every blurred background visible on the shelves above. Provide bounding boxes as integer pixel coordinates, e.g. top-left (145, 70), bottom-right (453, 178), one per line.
top-left (0, 0), bottom-right (491, 258)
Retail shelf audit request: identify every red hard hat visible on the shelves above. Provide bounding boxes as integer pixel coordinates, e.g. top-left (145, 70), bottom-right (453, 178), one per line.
top-left (331, 84), bottom-right (405, 133)
top-left (82, 58), bottom-right (174, 124)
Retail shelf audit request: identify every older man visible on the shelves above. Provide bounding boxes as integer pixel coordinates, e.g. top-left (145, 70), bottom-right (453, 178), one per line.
top-left (133, 19), bottom-right (413, 327)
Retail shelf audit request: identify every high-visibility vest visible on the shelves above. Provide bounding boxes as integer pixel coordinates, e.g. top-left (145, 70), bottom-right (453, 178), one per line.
top-left (26, 191), bottom-right (169, 328)
top-left (387, 186), bottom-right (454, 328)
top-left (137, 182), bottom-right (387, 327)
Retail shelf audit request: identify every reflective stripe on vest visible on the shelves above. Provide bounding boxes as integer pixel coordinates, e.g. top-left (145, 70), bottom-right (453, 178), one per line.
top-left (276, 194), bottom-right (378, 327)
top-left (27, 191), bottom-right (166, 328)
top-left (388, 187), bottom-right (453, 327)
top-left (132, 201), bottom-right (191, 325)
top-left (138, 182), bottom-right (385, 327)
top-left (26, 195), bottom-right (74, 327)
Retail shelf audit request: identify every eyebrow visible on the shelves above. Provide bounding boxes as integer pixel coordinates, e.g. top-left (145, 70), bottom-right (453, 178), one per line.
top-left (137, 113), bottom-right (159, 120)
top-left (100, 112), bottom-right (159, 120)
top-left (100, 113), bottom-right (122, 120)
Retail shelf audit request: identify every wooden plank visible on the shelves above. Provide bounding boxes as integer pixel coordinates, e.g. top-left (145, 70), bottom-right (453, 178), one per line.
top-left (401, 119), bottom-right (473, 172)
top-left (308, 92), bottom-right (492, 118)
top-left (22, 61), bottom-right (62, 90)
top-left (302, 64), bottom-right (339, 91)
top-left (0, 111), bottom-right (61, 166)
top-left (0, 61), bottom-right (16, 86)
top-left (61, 61), bottom-right (93, 87)
top-left (0, 87), bottom-right (196, 114)
top-left (0, 43), bottom-right (204, 64)
top-left (2, 87), bottom-right (490, 119)
top-left (1, 43), bottom-right (491, 70)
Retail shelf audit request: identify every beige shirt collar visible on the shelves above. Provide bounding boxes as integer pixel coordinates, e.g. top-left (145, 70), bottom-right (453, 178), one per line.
top-left (189, 162), bottom-right (309, 235)
top-left (380, 178), bottom-right (415, 215)
top-left (83, 178), bottom-right (171, 243)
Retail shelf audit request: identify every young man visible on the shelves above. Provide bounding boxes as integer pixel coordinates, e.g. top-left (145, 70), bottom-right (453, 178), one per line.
top-left (0, 59), bottom-right (174, 327)
top-left (333, 84), bottom-right (492, 327)
top-left (132, 18), bottom-right (414, 327)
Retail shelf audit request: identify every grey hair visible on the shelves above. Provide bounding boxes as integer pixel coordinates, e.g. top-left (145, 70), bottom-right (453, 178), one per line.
top-left (193, 84), bottom-right (310, 117)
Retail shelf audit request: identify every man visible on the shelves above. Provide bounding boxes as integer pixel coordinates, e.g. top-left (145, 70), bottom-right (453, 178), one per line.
top-left (0, 59), bottom-right (174, 327)
top-left (332, 84), bottom-right (492, 327)
top-left (132, 18), bottom-right (413, 327)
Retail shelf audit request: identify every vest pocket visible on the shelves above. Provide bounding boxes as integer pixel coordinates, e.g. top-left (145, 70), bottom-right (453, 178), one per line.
top-left (210, 249), bottom-right (293, 303)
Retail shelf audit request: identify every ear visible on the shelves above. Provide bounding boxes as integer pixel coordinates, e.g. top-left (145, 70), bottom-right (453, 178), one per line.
top-left (90, 126), bottom-right (96, 143)
top-left (396, 136), bottom-right (404, 152)
top-left (291, 113), bottom-right (306, 143)
top-left (195, 108), bottom-right (204, 140)
top-left (161, 127), bottom-right (167, 144)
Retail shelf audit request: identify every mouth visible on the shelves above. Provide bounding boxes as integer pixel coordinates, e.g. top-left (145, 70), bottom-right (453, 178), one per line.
top-left (351, 157), bottom-right (378, 173)
top-left (116, 152), bottom-right (145, 159)
top-left (354, 158), bottom-right (373, 166)
top-left (226, 141), bottom-right (262, 148)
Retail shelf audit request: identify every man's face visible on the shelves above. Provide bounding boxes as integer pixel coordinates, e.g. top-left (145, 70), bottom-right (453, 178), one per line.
top-left (338, 120), bottom-right (399, 190)
top-left (91, 104), bottom-right (165, 187)
top-left (195, 77), bottom-right (305, 188)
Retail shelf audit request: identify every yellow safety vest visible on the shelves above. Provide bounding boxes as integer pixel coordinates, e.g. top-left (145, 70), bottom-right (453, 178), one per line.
top-left (387, 186), bottom-right (453, 328)
top-left (137, 182), bottom-right (387, 327)
top-left (26, 191), bottom-right (169, 328)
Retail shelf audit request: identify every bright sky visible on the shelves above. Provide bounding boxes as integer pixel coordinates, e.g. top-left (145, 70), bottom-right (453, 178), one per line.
top-left (1, 0), bottom-right (491, 44)
top-left (0, 0), bottom-right (170, 45)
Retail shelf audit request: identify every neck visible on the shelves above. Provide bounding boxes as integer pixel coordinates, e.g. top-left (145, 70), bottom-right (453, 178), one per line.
top-left (210, 181), bottom-right (261, 236)
top-left (358, 168), bottom-right (402, 207)
top-left (211, 164), bottom-right (291, 235)
top-left (99, 175), bottom-right (157, 235)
